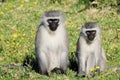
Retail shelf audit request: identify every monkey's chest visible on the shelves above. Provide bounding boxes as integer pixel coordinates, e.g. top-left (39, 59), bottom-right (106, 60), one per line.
top-left (82, 43), bottom-right (100, 58)
top-left (41, 34), bottom-right (66, 70)
top-left (45, 40), bottom-right (65, 71)
top-left (83, 44), bottom-right (96, 53)
top-left (48, 52), bottom-right (60, 70)
top-left (47, 46), bottom-right (65, 71)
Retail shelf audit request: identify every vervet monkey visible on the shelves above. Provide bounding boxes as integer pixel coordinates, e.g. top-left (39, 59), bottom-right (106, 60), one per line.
top-left (76, 22), bottom-right (106, 77)
top-left (35, 10), bottom-right (69, 75)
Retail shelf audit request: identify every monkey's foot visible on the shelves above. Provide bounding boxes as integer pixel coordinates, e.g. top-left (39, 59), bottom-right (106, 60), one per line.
top-left (89, 72), bottom-right (95, 77)
top-left (51, 67), bottom-right (67, 74)
top-left (51, 68), bottom-right (62, 74)
top-left (77, 71), bottom-right (86, 77)
top-left (41, 71), bottom-right (49, 76)
top-left (60, 69), bottom-right (67, 75)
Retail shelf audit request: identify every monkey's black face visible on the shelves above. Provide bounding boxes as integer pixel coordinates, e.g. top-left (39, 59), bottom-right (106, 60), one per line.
top-left (47, 19), bottom-right (59, 31)
top-left (86, 30), bottom-right (96, 41)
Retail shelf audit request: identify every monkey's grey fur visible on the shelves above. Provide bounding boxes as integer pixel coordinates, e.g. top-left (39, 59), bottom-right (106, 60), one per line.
top-left (76, 22), bottom-right (106, 77)
top-left (35, 10), bottom-right (69, 75)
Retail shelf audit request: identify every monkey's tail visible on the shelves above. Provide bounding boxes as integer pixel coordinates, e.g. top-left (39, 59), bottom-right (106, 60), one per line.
top-left (107, 66), bottom-right (120, 71)
top-left (0, 64), bottom-right (26, 70)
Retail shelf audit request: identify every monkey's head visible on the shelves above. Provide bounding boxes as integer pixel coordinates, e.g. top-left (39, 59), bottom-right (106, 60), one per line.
top-left (81, 22), bottom-right (101, 42)
top-left (41, 10), bottom-right (65, 32)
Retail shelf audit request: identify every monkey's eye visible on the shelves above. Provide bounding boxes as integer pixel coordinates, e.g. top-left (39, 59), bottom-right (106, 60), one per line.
top-left (86, 30), bottom-right (96, 35)
top-left (86, 31), bottom-right (90, 35)
top-left (54, 19), bottom-right (59, 23)
top-left (47, 19), bottom-right (52, 23)
top-left (91, 31), bottom-right (96, 34)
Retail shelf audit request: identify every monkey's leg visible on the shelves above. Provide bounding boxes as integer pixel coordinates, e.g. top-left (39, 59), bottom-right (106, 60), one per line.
top-left (98, 50), bottom-right (107, 73)
top-left (86, 54), bottom-right (96, 77)
top-left (37, 52), bottom-right (49, 75)
top-left (77, 56), bottom-right (86, 77)
top-left (95, 51), bottom-right (106, 74)
top-left (60, 52), bottom-right (68, 74)
top-left (99, 57), bottom-right (106, 73)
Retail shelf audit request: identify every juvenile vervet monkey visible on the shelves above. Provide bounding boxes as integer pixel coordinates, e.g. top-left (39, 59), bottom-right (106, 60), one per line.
top-left (35, 10), bottom-right (69, 75)
top-left (76, 22), bottom-right (106, 77)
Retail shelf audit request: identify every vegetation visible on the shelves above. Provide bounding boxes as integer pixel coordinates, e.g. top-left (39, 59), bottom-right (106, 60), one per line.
top-left (0, 0), bottom-right (120, 80)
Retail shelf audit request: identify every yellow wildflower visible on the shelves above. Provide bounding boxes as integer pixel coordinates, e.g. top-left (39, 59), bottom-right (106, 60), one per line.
top-left (96, 66), bottom-right (100, 69)
top-left (8, 3), bottom-right (13, 8)
top-left (33, 2), bottom-right (38, 5)
top-left (12, 33), bottom-right (18, 38)
top-left (22, 34), bottom-right (26, 37)
top-left (110, 44), bottom-right (115, 50)
top-left (0, 28), bottom-right (3, 31)
top-left (0, 35), bottom-right (4, 40)
top-left (0, 11), bottom-right (4, 15)
top-left (20, 4), bottom-right (24, 7)
top-left (5, 8), bottom-right (8, 10)
top-left (16, 43), bottom-right (19, 47)
top-left (21, 0), bottom-right (25, 3)
top-left (90, 68), bottom-right (95, 72)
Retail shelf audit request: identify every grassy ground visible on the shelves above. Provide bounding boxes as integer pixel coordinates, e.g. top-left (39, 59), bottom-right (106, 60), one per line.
top-left (0, 0), bottom-right (120, 80)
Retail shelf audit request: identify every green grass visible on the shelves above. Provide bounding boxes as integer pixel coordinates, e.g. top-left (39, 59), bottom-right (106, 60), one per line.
top-left (0, 0), bottom-right (120, 80)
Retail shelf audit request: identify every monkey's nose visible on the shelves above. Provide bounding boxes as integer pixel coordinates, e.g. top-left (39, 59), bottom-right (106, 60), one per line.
top-left (88, 36), bottom-right (95, 41)
top-left (49, 24), bottom-right (58, 31)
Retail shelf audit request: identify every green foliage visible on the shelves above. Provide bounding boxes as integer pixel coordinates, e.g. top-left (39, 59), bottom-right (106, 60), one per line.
top-left (0, 0), bottom-right (120, 80)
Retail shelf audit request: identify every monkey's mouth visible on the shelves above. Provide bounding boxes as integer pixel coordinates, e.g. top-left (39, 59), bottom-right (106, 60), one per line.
top-left (49, 26), bottom-right (58, 31)
top-left (88, 36), bottom-right (95, 41)
top-left (49, 24), bottom-right (58, 31)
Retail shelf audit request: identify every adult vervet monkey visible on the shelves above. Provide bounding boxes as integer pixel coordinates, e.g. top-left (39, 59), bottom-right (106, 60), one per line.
top-left (35, 10), bottom-right (69, 75)
top-left (76, 22), bottom-right (106, 77)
